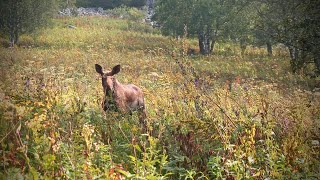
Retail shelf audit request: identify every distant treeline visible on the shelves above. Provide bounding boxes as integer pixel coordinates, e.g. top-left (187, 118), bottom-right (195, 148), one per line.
top-left (75, 0), bottom-right (146, 9)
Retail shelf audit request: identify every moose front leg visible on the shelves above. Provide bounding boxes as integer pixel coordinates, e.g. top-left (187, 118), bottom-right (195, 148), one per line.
top-left (102, 99), bottom-right (109, 111)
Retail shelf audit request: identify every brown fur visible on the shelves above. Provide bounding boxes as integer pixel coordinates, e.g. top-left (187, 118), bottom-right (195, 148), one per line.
top-left (95, 64), bottom-right (147, 129)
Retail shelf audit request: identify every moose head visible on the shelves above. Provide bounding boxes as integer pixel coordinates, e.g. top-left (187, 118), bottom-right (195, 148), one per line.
top-left (95, 64), bottom-right (120, 98)
top-left (95, 64), bottom-right (146, 116)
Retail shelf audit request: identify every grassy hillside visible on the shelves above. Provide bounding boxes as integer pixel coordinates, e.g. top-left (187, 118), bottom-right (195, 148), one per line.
top-left (0, 16), bottom-right (319, 179)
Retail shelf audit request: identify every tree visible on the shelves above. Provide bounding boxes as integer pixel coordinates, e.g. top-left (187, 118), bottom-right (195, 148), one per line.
top-left (0, 0), bottom-right (57, 47)
top-left (254, 0), bottom-right (320, 73)
top-left (154, 0), bottom-right (236, 55)
top-left (58, 0), bottom-right (76, 9)
top-left (75, 0), bottom-right (145, 9)
top-left (223, 1), bottom-right (258, 55)
top-left (129, 0), bottom-right (145, 7)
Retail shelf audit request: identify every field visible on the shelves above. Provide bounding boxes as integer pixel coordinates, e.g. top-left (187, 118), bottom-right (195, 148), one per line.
top-left (0, 16), bottom-right (319, 179)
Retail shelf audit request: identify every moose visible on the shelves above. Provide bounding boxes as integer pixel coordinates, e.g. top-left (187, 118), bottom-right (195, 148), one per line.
top-left (95, 64), bottom-right (147, 129)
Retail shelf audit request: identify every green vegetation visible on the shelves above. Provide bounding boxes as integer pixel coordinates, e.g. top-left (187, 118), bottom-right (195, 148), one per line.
top-left (154, 0), bottom-right (320, 73)
top-left (0, 0), bottom-right (58, 47)
top-left (0, 15), bottom-right (319, 179)
top-left (75, 0), bottom-right (146, 9)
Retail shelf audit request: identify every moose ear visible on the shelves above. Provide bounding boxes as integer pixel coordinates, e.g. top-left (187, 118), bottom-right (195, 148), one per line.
top-left (95, 64), bottom-right (103, 75)
top-left (111, 65), bottom-right (121, 75)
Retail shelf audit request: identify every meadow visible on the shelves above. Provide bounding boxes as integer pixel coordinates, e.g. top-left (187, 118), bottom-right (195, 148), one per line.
top-left (0, 15), bottom-right (319, 179)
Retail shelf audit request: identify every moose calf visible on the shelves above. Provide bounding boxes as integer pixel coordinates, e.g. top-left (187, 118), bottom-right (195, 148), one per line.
top-left (95, 64), bottom-right (146, 128)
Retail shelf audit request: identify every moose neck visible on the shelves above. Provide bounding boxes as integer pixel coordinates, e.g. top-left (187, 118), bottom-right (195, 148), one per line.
top-left (111, 77), bottom-right (120, 98)
top-left (104, 77), bottom-right (120, 98)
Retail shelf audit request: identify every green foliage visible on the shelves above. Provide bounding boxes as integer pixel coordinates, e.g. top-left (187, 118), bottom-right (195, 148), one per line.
top-left (58, 0), bottom-right (76, 8)
top-left (128, 136), bottom-right (169, 178)
top-left (154, 0), bottom-right (243, 54)
top-left (0, 0), bottom-right (58, 46)
top-left (253, 0), bottom-right (320, 73)
top-left (154, 0), bottom-right (320, 73)
top-left (0, 16), bottom-right (319, 179)
top-left (75, 0), bottom-right (145, 9)
top-left (106, 6), bottom-right (145, 22)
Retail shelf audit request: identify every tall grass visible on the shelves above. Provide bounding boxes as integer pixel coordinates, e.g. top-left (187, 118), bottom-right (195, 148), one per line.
top-left (0, 16), bottom-right (319, 179)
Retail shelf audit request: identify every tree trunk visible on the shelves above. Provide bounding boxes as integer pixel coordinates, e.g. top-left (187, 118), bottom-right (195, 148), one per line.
top-left (288, 46), bottom-right (300, 73)
top-left (14, 28), bottom-right (19, 45)
top-left (313, 46), bottom-right (320, 74)
top-left (198, 32), bottom-right (205, 54)
top-left (198, 32), bottom-right (210, 55)
top-left (9, 30), bottom-right (15, 47)
top-left (8, 0), bottom-right (20, 47)
top-left (205, 34), bottom-right (210, 53)
top-left (9, 25), bottom-right (19, 47)
top-left (288, 46), bottom-right (296, 72)
top-left (314, 57), bottom-right (320, 74)
top-left (210, 38), bottom-right (215, 53)
top-left (240, 38), bottom-right (246, 56)
top-left (9, 8), bottom-right (15, 47)
top-left (266, 41), bottom-right (272, 56)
